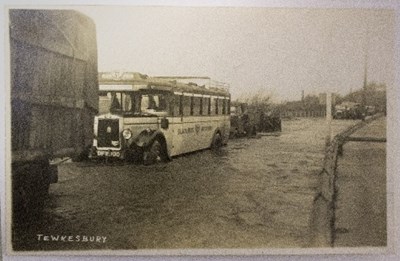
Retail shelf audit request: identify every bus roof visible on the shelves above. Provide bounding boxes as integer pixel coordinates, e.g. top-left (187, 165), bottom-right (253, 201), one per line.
top-left (99, 72), bottom-right (230, 97)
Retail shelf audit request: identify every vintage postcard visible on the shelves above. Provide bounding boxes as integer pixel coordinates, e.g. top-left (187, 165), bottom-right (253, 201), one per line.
top-left (1, 1), bottom-right (399, 260)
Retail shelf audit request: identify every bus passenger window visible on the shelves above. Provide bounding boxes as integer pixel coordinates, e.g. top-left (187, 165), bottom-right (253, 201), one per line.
top-left (132, 94), bottom-right (141, 113)
top-left (179, 95), bottom-right (183, 116)
top-left (124, 94), bottom-right (132, 111)
top-left (142, 94), bottom-right (167, 112)
top-left (141, 95), bottom-right (150, 111)
top-left (183, 96), bottom-right (191, 116)
top-left (199, 97), bottom-right (203, 115)
top-left (192, 97), bottom-right (202, 116)
top-left (154, 95), bottom-right (167, 111)
top-left (190, 96), bottom-right (194, 116)
top-left (222, 99), bottom-right (226, 115)
top-left (210, 98), bottom-right (214, 115)
top-left (207, 98), bottom-right (211, 115)
top-left (110, 92), bottom-right (122, 111)
top-left (172, 95), bottom-right (178, 116)
top-left (215, 98), bottom-right (219, 115)
top-left (148, 95), bottom-right (157, 110)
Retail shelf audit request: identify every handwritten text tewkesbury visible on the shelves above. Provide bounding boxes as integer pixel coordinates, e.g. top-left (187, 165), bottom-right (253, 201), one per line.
top-left (37, 234), bottom-right (107, 243)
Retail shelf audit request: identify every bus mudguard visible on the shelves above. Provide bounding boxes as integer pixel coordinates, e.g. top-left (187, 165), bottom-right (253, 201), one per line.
top-left (131, 129), bottom-right (164, 149)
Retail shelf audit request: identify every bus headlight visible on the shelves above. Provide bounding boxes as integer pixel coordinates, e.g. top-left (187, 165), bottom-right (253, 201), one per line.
top-left (122, 129), bottom-right (132, 140)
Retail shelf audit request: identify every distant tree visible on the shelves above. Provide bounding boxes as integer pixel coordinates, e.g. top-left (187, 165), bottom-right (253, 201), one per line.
top-left (237, 89), bottom-right (273, 113)
top-left (302, 95), bottom-right (322, 110)
top-left (334, 94), bottom-right (344, 105)
top-left (340, 82), bottom-right (386, 112)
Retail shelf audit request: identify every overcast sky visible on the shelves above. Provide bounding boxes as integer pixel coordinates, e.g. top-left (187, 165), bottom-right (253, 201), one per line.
top-left (76, 6), bottom-right (395, 102)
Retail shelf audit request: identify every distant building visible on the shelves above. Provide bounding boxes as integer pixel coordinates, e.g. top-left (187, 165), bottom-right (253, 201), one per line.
top-left (369, 84), bottom-right (386, 92)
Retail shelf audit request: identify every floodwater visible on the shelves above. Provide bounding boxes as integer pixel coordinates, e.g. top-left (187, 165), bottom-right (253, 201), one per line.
top-left (12, 118), bottom-right (358, 251)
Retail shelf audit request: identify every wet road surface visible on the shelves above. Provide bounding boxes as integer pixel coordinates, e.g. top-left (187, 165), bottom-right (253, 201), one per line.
top-left (12, 118), bottom-right (359, 251)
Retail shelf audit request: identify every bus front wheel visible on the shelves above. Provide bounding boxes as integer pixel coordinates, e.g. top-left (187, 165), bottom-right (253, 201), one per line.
top-left (211, 132), bottom-right (222, 150)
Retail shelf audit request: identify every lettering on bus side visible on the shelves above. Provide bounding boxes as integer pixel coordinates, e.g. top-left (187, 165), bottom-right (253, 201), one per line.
top-left (201, 126), bottom-right (212, 131)
top-left (177, 125), bottom-right (212, 135)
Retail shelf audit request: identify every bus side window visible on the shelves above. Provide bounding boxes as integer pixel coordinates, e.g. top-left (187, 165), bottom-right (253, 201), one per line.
top-left (227, 99), bottom-right (231, 114)
top-left (192, 97), bottom-right (201, 116)
top-left (208, 98), bottom-right (211, 115)
top-left (124, 94), bottom-right (132, 111)
top-left (215, 98), bottom-right (219, 115)
top-left (178, 95), bottom-right (183, 116)
top-left (183, 95), bottom-right (191, 116)
top-left (222, 99), bottom-right (226, 115)
top-left (211, 98), bottom-right (216, 115)
top-left (190, 96), bottom-right (194, 116)
top-left (110, 92), bottom-right (122, 111)
top-left (169, 95), bottom-right (180, 116)
top-left (168, 95), bottom-right (175, 116)
top-left (132, 94), bottom-right (141, 113)
top-left (141, 95), bottom-right (149, 111)
top-left (199, 97), bottom-right (203, 115)
top-left (157, 95), bottom-right (167, 111)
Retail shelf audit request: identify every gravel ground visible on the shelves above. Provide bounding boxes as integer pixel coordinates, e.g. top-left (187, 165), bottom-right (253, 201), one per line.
top-left (12, 118), bottom-right (358, 251)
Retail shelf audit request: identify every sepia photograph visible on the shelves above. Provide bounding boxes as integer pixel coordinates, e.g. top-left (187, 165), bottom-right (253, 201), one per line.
top-left (1, 1), bottom-right (399, 259)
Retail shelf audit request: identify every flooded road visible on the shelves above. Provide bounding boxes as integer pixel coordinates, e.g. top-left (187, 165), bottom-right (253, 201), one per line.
top-left (12, 118), bottom-right (359, 251)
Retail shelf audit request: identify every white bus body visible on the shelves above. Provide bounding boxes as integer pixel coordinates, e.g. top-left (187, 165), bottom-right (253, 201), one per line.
top-left (90, 72), bottom-right (230, 164)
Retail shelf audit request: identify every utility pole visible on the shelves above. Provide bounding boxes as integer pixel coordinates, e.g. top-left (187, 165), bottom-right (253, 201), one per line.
top-left (362, 23), bottom-right (369, 116)
top-left (325, 92), bottom-right (332, 147)
top-left (362, 47), bottom-right (368, 108)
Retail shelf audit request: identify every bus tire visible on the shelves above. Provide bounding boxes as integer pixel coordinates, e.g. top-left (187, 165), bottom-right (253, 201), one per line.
top-left (251, 125), bottom-right (257, 136)
top-left (211, 132), bottom-right (222, 150)
top-left (125, 146), bottom-right (142, 164)
top-left (143, 139), bottom-right (167, 165)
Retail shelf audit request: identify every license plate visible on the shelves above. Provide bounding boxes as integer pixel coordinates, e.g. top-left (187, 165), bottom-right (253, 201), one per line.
top-left (97, 150), bottom-right (120, 157)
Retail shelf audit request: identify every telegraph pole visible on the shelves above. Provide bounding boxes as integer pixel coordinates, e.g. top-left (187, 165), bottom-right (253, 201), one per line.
top-left (362, 23), bottom-right (369, 118)
top-left (362, 44), bottom-right (368, 109)
top-left (325, 92), bottom-right (332, 146)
